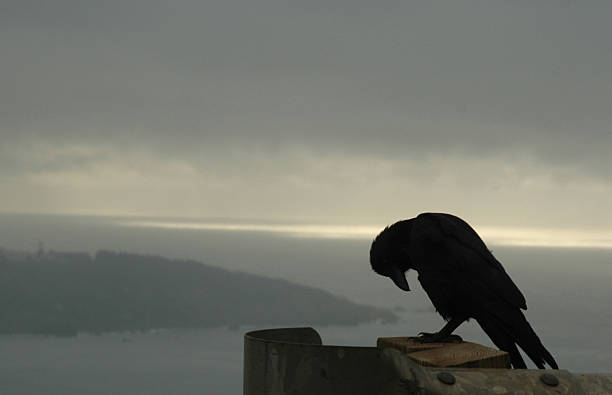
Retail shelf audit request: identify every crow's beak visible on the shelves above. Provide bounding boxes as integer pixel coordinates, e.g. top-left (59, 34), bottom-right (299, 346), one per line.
top-left (390, 267), bottom-right (410, 291)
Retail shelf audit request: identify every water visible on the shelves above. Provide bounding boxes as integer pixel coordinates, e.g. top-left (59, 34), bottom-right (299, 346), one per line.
top-left (0, 328), bottom-right (244, 395)
top-left (1, 214), bottom-right (612, 394)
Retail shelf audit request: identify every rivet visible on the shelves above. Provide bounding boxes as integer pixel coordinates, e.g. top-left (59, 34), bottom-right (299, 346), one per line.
top-left (437, 371), bottom-right (456, 385)
top-left (540, 373), bottom-right (559, 386)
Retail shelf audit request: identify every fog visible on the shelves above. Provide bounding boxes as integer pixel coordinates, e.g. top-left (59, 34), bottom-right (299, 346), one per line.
top-left (1, 214), bottom-right (612, 394)
top-left (3, 1), bottom-right (612, 393)
top-left (2, 1), bottom-right (612, 228)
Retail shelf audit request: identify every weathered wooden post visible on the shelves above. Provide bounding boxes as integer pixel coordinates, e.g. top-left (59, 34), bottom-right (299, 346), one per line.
top-left (377, 336), bottom-right (510, 368)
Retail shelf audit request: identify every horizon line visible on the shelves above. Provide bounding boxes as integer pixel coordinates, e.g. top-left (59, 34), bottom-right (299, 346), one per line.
top-left (120, 219), bottom-right (612, 249)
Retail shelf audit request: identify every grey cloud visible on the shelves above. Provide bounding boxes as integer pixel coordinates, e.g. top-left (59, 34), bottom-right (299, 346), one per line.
top-left (2, 0), bottom-right (612, 178)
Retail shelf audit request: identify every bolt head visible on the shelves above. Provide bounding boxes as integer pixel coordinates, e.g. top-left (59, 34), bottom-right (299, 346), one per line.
top-left (540, 373), bottom-right (559, 386)
top-left (437, 371), bottom-right (456, 385)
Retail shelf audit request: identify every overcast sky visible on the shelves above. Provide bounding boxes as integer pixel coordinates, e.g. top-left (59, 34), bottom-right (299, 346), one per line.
top-left (2, 1), bottom-right (611, 234)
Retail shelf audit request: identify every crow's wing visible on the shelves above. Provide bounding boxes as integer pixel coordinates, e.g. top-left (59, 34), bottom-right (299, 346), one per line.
top-left (411, 213), bottom-right (527, 310)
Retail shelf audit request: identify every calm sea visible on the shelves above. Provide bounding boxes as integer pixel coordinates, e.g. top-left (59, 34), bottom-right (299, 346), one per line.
top-left (1, 214), bottom-right (611, 394)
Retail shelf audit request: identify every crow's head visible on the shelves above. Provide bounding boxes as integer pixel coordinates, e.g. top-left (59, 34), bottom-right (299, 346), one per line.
top-left (370, 220), bottom-right (413, 292)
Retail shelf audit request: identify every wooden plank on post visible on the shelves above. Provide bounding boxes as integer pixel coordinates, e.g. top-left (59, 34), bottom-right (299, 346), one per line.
top-left (377, 337), bottom-right (511, 369)
top-left (377, 336), bottom-right (449, 354)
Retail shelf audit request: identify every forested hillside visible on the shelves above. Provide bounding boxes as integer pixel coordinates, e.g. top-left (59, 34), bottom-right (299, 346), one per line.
top-left (0, 249), bottom-right (396, 335)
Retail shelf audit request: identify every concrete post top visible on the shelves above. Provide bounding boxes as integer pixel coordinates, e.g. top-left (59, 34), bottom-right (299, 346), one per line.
top-left (244, 327), bottom-right (612, 395)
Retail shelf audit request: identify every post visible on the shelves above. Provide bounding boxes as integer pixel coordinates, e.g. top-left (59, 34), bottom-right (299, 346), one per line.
top-left (244, 327), bottom-right (612, 395)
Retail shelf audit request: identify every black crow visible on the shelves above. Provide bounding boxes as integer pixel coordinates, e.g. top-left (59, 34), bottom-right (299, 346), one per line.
top-left (370, 212), bottom-right (558, 369)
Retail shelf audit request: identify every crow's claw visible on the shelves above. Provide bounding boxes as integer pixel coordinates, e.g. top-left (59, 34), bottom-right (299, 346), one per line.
top-left (414, 332), bottom-right (463, 343)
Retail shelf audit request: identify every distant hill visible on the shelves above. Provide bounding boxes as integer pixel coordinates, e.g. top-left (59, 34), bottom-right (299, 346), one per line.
top-left (0, 249), bottom-right (397, 335)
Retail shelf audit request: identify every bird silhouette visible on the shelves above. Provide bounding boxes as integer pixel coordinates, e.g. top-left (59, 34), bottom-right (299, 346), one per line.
top-left (370, 212), bottom-right (558, 369)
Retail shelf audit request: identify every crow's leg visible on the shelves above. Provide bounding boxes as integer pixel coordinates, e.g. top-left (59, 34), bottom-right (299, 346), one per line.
top-left (415, 316), bottom-right (466, 343)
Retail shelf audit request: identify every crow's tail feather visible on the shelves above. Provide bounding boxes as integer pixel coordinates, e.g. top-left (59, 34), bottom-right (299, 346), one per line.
top-left (512, 311), bottom-right (558, 369)
top-left (477, 315), bottom-right (527, 369)
top-left (477, 309), bottom-right (558, 369)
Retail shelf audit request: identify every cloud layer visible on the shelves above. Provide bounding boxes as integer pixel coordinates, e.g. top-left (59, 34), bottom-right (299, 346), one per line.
top-left (2, 1), bottom-right (611, 229)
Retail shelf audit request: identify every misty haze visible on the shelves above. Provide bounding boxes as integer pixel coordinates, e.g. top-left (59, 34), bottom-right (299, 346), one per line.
top-left (2, 0), bottom-right (612, 394)
top-left (1, 214), bottom-right (612, 394)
